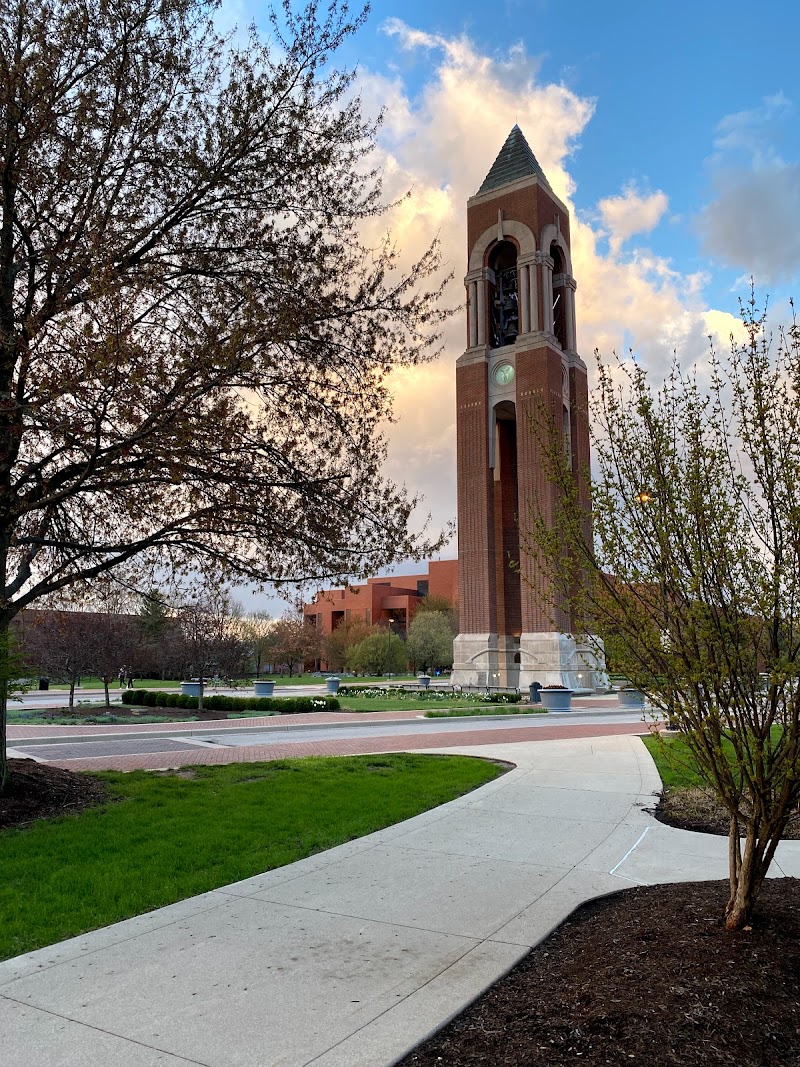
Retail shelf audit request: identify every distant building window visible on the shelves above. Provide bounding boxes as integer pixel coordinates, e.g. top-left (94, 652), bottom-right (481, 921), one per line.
top-left (417, 580), bottom-right (429, 596)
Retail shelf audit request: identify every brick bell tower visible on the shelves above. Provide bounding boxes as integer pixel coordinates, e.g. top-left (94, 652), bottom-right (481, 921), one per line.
top-left (451, 126), bottom-right (605, 692)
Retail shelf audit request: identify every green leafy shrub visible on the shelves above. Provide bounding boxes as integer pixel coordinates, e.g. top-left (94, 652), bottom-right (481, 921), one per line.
top-left (120, 691), bottom-right (339, 714)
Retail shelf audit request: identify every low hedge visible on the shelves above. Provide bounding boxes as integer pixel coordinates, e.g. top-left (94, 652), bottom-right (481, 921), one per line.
top-left (120, 690), bottom-right (339, 713)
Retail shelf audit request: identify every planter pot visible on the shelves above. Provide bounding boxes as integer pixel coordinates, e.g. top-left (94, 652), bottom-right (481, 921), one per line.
top-left (418, 675), bottom-right (431, 689)
top-left (180, 682), bottom-right (203, 698)
top-left (254, 680), bottom-right (275, 698)
top-left (326, 677), bottom-right (340, 695)
top-left (539, 688), bottom-right (573, 712)
top-left (617, 688), bottom-right (646, 709)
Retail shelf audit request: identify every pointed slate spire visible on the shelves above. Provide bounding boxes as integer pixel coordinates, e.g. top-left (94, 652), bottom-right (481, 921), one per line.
top-left (478, 126), bottom-right (551, 193)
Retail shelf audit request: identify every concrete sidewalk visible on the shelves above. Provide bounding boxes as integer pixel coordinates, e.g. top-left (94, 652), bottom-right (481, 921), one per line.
top-left (3, 735), bottom-right (799, 1067)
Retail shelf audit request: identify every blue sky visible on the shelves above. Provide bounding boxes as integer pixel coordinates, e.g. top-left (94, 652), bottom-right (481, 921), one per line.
top-left (225, 0), bottom-right (800, 615)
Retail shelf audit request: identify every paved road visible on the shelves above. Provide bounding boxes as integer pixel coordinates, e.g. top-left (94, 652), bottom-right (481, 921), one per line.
top-left (9, 705), bottom-right (656, 771)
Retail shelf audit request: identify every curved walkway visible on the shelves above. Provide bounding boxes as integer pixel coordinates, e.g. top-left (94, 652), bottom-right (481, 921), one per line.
top-left (3, 734), bottom-right (798, 1067)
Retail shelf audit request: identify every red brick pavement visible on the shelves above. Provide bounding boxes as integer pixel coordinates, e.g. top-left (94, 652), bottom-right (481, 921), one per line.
top-left (44, 721), bottom-right (650, 773)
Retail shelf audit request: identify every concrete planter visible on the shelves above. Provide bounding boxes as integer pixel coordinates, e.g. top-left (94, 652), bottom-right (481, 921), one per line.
top-left (418, 675), bottom-right (431, 688)
top-left (326, 677), bottom-right (340, 695)
top-left (254, 680), bottom-right (275, 698)
top-left (539, 688), bottom-right (573, 712)
top-left (617, 688), bottom-right (646, 709)
top-left (180, 682), bottom-right (203, 698)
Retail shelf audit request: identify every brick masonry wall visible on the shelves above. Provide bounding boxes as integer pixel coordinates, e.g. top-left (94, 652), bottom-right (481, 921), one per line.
top-left (456, 361), bottom-right (496, 634)
top-left (457, 173), bottom-right (587, 640)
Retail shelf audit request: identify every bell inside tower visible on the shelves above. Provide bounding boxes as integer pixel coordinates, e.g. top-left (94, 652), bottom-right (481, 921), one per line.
top-left (551, 242), bottom-right (567, 349)
top-left (488, 241), bottom-right (519, 348)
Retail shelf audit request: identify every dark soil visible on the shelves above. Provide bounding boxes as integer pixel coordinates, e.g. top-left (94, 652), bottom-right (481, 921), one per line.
top-left (654, 786), bottom-right (800, 839)
top-left (0, 758), bottom-right (109, 829)
top-left (399, 879), bottom-right (800, 1067)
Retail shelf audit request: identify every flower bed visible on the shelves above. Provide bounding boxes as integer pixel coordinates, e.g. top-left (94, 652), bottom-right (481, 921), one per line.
top-left (336, 685), bottom-right (522, 704)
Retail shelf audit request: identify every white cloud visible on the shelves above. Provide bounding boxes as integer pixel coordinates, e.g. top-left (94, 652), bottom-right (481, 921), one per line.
top-left (697, 164), bottom-right (800, 281)
top-left (597, 185), bottom-right (669, 256)
top-left (697, 94), bottom-right (800, 282)
top-left (711, 93), bottom-right (792, 168)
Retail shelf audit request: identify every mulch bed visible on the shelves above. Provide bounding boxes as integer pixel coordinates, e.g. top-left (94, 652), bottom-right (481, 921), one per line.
top-left (0, 758), bottom-right (109, 829)
top-left (654, 786), bottom-right (800, 838)
top-left (399, 878), bottom-right (800, 1067)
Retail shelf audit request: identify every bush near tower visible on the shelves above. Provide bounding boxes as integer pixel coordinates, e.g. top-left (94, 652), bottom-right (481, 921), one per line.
top-left (522, 294), bottom-right (800, 930)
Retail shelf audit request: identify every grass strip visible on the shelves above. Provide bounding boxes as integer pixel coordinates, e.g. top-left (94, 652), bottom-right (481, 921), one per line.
top-left (0, 753), bottom-right (504, 961)
top-left (424, 706), bottom-right (547, 718)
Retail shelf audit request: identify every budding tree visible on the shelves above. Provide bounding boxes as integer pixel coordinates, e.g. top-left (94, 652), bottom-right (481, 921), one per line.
top-left (522, 295), bottom-right (800, 930)
top-left (0, 0), bottom-right (450, 787)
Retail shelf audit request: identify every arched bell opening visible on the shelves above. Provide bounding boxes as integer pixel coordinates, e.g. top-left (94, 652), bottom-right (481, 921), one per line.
top-left (550, 242), bottom-right (568, 350)
top-left (488, 241), bottom-right (519, 349)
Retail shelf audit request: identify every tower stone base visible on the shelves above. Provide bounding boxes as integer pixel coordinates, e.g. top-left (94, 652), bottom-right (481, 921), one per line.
top-left (452, 632), bottom-right (607, 694)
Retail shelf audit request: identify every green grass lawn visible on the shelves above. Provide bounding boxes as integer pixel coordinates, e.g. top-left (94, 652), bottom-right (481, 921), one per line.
top-left (8, 710), bottom-right (201, 725)
top-left (642, 733), bottom-right (718, 788)
top-left (39, 677), bottom-right (182, 691)
top-left (425, 706), bottom-right (545, 718)
top-left (0, 754), bottom-right (504, 961)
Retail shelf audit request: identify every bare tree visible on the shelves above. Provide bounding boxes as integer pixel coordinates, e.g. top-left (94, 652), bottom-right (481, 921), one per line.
top-left (0, 0), bottom-right (450, 787)
top-left (522, 294), bottom-right (800, 930)
top-left (17, 610), bottom-right (99, 707)
top-left (176, 591), bottom-right (248, 708)
top-left (239, 611), bottom-right (275, 678)
top-left (270, 612), bottom-right (320, 677)
top-left (321, 616), bottom-right (375, 672)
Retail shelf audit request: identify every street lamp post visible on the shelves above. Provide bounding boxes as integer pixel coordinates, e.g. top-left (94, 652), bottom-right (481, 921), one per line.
top-left (384, 620), bottom-right (395, 677)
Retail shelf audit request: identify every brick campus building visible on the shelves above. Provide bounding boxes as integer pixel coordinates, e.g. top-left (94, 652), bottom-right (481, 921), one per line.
top-left (303, 560), bottom-right (458, 667)
top-left (451, 126), bottom-right (605, 692)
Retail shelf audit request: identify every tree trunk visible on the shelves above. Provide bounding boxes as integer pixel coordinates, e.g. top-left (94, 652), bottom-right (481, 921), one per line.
top-left (0, 623), bottom-right (9, 794)
top-left (103, 679), bottom-right (110, 708)
top-left (725, 825), bottom-right (768, 930)
top-left (69, 679), bottom-right (76, 708)
top-left (198, 680), bottom-right (204, 711)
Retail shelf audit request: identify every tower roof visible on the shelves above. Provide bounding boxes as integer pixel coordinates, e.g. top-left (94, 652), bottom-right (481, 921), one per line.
top-left (478, 126), bottom-right (551, 194)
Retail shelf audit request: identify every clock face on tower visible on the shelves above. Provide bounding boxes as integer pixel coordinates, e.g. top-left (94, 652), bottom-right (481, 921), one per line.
top-left (493, 362), bottom-right (515, 387)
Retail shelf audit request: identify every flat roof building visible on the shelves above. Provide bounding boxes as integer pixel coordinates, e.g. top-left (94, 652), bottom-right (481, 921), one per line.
top-left (303, 560), bottom-right (458, 669)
